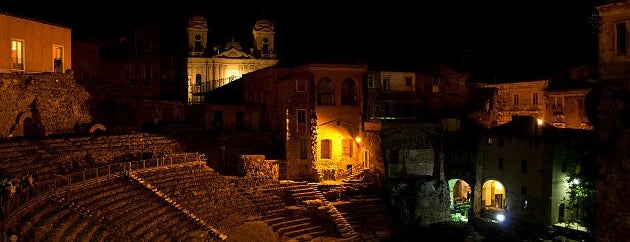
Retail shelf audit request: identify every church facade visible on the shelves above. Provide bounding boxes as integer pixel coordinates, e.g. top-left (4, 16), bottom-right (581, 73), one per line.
top-left (186, 15), bottom-right (278, 104)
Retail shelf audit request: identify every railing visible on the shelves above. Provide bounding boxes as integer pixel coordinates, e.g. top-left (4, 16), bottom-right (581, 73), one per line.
top-left (1, 152), bottom-right (204, 236)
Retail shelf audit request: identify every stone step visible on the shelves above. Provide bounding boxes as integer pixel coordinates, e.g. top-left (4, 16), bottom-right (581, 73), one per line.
top-left (283, 225), bottom-right (325, 238)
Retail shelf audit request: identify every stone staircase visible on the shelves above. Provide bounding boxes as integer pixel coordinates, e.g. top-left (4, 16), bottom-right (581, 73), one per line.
top-left (336, 193), bottom-right (391, 241)
top-left (307, 183), bottom-right (360, 241)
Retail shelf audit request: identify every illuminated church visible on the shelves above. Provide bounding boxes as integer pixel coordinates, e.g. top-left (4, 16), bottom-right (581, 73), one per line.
top-left (186, 15), bottom-right (278, 104)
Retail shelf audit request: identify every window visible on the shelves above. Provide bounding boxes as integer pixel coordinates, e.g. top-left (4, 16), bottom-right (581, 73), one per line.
top-left (617, 22), bottom-right (628, 55)
top-left (143, 65), bottom-right (152, 85)
top-left (299, 139), bottom-right (308, 159)
top-left (342, 138), bottom-right (352, 157)
top-left (521, 186), bottom-right (527, 195)
top-left (367, 75), bottom-right (375, 88)
top-left (513, 94), bottom-right (519, 105)
top-left (320, 139), bottom-right (332, 159)
top-left (195, 74), bottom-right (202, 85)
top-left (124, 65), bottom-right (136, 85)
top-left (499, 138), bottom-right (505, 147)
top-left (296, 79), bottom-right (307, 92)
top-left (432, 78), bottom-right (440, 93)
top-left (498, 157), bottom-right (504, 170)
top-left (53, 46), bottom-right (63, 73)
top-left (341, 78), bottom-right (357, 105)
top-left (405, 77), bottom-right (412, 87)
top-left (11, 40), bottom-right (24, 71)
top-left (521, 160), bottom-right (528, 173)
top-left (552, 96), bottom-right (564, 114)
top-left (532, 93), bottom-right (538, 105)
top-left (318, 78), bottom-right (335, 105)
top-left (382, 76), bottom-right (391, 91)
top-left (297, 109), bottom-right (307, 133)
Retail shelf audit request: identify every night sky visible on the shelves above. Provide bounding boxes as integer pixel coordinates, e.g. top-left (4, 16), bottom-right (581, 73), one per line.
top-left (1, 1), bottom-right (599, 80)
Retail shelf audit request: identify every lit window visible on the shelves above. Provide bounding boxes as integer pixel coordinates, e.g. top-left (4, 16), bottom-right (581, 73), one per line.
top-left (53, 46), bottom-right (63, 73)
top-left (11, 40), bottom-right (24, 71)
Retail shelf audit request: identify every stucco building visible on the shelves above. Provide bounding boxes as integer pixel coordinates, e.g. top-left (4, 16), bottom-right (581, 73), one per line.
top-left (0, 12), bottom-right (71, 74)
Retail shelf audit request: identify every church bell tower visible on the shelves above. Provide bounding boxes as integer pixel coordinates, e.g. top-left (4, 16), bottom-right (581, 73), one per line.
top-left (187, 15), bottom-right (208, 56)
top-left (252, 18), bottom-right (276, 59)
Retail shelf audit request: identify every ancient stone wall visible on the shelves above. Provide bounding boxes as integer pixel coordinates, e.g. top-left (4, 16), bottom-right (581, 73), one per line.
top-left (388, 178), bottom-right (451, 228)
top-left (0, 73), bottom-right (92, 137)
top-left (237, 154), bottom-right (279, 179)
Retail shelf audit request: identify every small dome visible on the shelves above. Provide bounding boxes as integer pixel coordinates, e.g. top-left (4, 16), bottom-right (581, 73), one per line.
top-left (188, 15), bottom-right (207, 28)
top-left (254, 18), bottom-right (274, 31)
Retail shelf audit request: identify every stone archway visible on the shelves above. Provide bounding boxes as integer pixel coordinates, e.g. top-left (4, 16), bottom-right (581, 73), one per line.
top-left (89, 123), bottom-right (107, 134)
top-left (12, 111), bottom-right (39, 137)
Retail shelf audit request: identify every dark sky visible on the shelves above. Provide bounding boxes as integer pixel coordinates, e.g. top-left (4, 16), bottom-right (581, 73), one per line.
top-left (2, 1), bottom-right (599, 79)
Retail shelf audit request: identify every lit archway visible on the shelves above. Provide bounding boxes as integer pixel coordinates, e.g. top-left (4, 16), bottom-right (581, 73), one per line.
top-left (482, 179), bottom-right (506, 211)
top-left (448, 178), bottom-right (472, 223)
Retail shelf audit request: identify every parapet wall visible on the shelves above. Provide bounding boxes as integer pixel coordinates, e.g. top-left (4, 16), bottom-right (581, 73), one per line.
top-left (0, 73), bottom-right (92, 137)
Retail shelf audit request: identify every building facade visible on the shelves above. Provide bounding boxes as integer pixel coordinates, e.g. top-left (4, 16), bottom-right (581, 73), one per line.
top-left (201, 63), bottom-right (372, 182)
top-left (595, 1), bottom-right (630, 240)
top-left (0, 13), bottom-right (71, 74)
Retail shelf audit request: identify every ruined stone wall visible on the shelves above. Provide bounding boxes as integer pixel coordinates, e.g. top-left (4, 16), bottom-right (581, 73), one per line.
top-left (381, 121), bottom-right (441, 177)
top-left (236, 154), bottom-right (279, 179)
top-left (388, 178), bottom-right (451, 228)
top-left (595, 89), bottom-right (630, 240)
top-left (0, 73), bottom-right (92, 137)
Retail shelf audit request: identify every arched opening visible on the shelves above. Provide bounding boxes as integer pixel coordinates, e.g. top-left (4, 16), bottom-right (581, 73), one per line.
top-left (22, 117), bottom-right (38, 137)
top-left (318, 78), bottom-right (335, 105)
top-left (481, 179), bottom-right (507, 223)
top-left (89, 123), bottom-right (107, 134)
top-left (448, 178), bottom-right (472, 223)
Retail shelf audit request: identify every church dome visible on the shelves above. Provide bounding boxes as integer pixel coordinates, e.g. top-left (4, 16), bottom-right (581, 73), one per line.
top-left (188, 15), bottom-right (208, 29)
